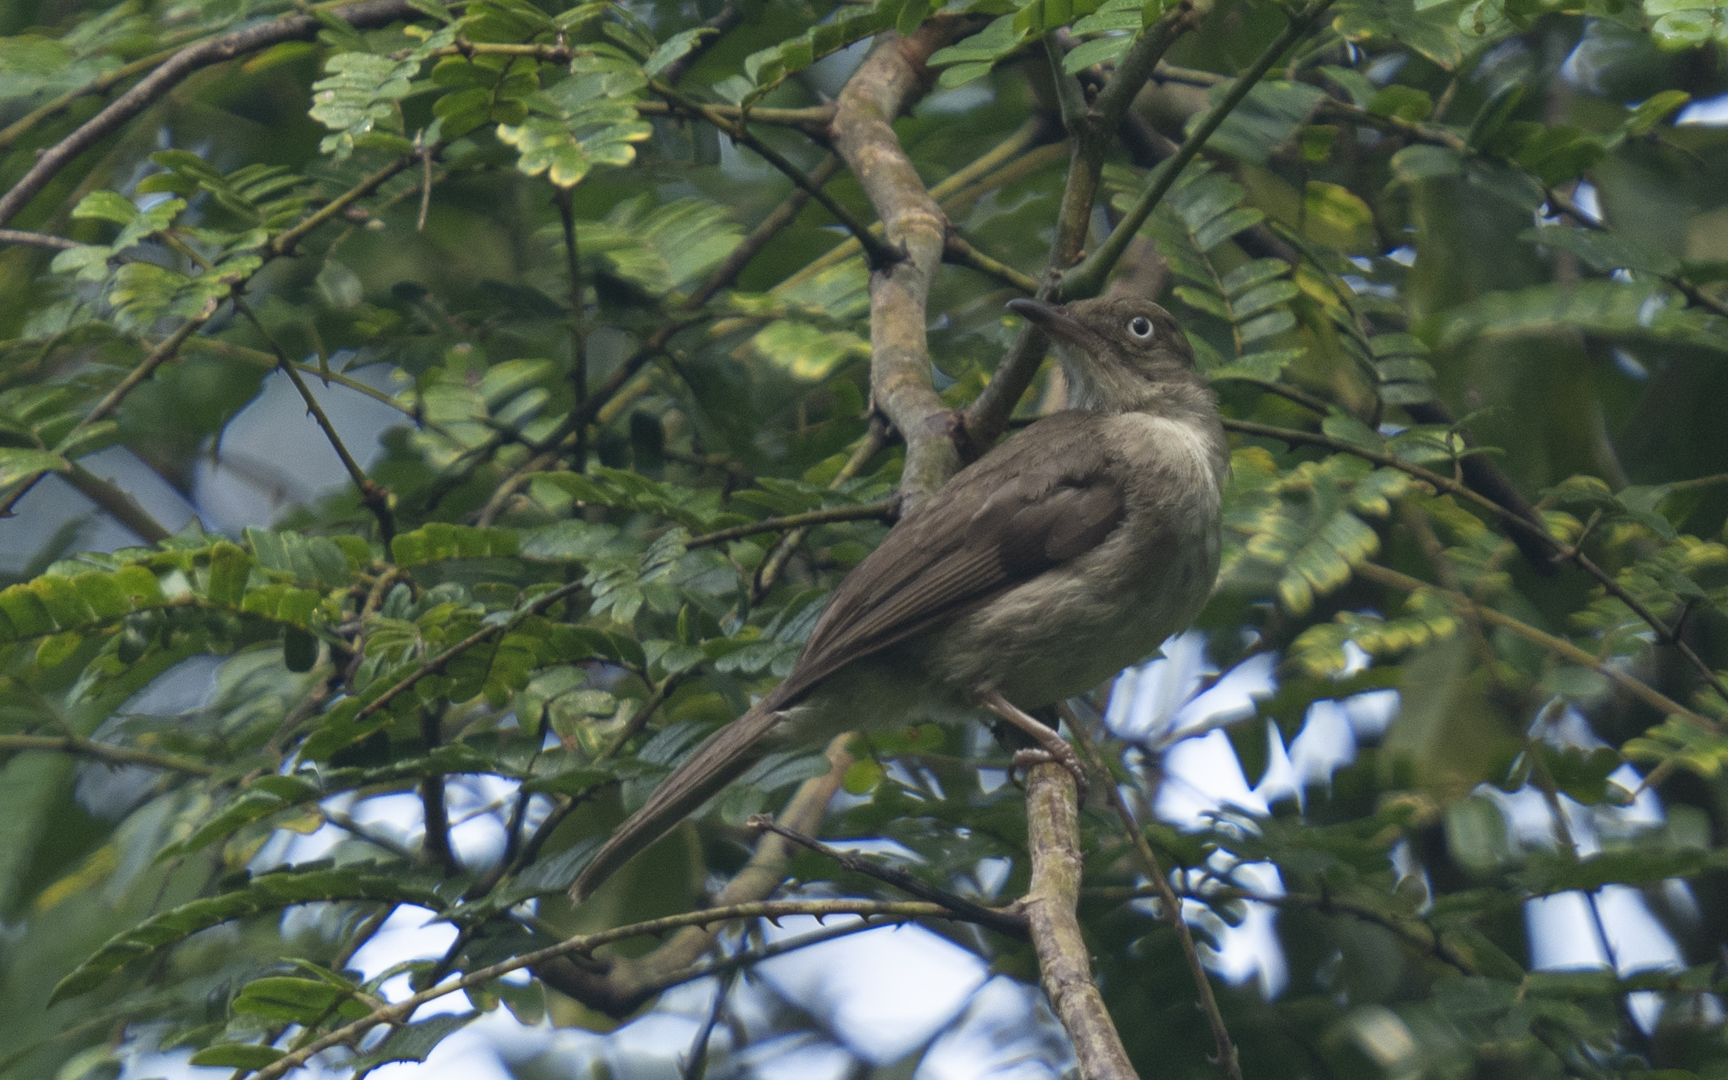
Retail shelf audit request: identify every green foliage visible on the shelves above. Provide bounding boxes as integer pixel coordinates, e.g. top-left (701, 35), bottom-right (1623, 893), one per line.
top-left (0, 0), bottom-right (1726, 1077)
top-left (51, 863), bottom-right (443, 1004)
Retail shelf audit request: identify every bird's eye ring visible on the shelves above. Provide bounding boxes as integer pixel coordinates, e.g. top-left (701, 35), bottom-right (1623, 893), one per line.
top-left (1127, 316), bottom-right (1154, 340)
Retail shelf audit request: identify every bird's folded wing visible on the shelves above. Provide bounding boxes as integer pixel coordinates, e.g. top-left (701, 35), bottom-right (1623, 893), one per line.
top-left (773, 411), bottom-right (1125, 705)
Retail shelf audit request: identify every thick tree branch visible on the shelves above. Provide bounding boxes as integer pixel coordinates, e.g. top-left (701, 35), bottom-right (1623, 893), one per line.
top-left (830, 18), bottom-right (982, 506)
top-left (0, 0), bottom-right (416, 228)
top-left (1023, 759), bottom-right (1140, 1080)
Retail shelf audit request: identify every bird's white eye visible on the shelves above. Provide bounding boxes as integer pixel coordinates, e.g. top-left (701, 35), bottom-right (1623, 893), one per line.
top-left (1127, 315), bottom-right (1155, 340)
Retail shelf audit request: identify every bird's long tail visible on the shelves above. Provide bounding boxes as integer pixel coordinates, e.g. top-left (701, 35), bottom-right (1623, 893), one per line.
top-left (568, 701), bottom-right (783, 902)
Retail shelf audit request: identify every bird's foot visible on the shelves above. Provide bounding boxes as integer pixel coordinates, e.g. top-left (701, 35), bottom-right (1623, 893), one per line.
top-left (1009, 747), bottom-right (1090, 796)
top-left (983, 690), bottom-right (1088, 798)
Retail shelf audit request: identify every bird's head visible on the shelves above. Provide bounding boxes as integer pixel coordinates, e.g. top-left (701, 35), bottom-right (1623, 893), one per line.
top-left (1007, 296), bottom-right (1206, 415)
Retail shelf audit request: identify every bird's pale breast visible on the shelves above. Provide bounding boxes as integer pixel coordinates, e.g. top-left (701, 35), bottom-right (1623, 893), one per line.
top-left (923, 410), bottom-right (1225, 706)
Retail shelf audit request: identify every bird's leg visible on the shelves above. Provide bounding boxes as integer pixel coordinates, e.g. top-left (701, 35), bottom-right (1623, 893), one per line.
top-left (981, 690), bottom-right (1088, 797)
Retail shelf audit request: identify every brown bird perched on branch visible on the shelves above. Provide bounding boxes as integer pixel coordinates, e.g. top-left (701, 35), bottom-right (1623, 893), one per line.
top-left (569, 295), bottom-right (1228, 902)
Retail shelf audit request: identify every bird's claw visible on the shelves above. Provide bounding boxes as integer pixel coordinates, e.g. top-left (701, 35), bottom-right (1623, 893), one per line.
top-left (1009, 745), bottom-right (1089, 799)
top-left (982, 690), bottom-right (1089, 798)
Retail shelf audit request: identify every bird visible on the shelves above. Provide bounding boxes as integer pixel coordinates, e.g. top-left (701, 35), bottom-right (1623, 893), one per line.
top-left (568, 294), bottom-right (1228, 902)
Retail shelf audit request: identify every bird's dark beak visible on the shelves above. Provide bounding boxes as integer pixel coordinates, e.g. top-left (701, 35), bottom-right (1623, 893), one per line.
top-left (1006, 298), bottom-right (1101, 354)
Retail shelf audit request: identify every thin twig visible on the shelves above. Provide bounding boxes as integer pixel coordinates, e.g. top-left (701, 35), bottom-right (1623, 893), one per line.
top-left (1063, 0), bottom-right (1338, 300)
top-left (1355, 562), bottom-right (1712, 731)
top-left (943, 232), bottom-right (1038, 293)
top-left (532, 735), bottom-right (855, 1017)
top-left (0, 301), bottom-right (217, 518)
top-left (691, 153), bottom-right (841, 311)
top-left (349, 581), bottom-right (586, 726)
top-left (1208, 373), bottom-right (1331, 414)
top-left (0, 44), bottom-right (181, 150)
top-left (1223, 418), bottom-right (1549, 540)
top-left (687, 501), bottom-right (893, 549)
top-left (0, 229), bottom-right (82, 250)
top-left (418, 707), bottom-right (458, 874)
top-left (272, 150), bottom-right (423, 257)
top-left (236, 298), bottom-right (395, 546)
top-left (333, 904), bottom-right (397, 970)
top-left (653, 80), bottom-right (903, 270)
top-left (322, 808), bottom-right (415, 860)
top-left (752, 418), bottom-right (888, 601)
top-left (657, 2), bottom-right (743, 86)
top-left (1192, 885), bottom-right (1478, 974)
top-left (0, 0), bottom-right (417, 228)
top-left (960, 0), bottom-right (1206, 449)
top-left (555, 186), bottom-right (589, 472)
top-left (682, 960), bottom-right (738, 1080)
top-left (747, 815), bottom-right (1030, 938)
top-left (494, 153), bottom-right (847, 490)
top-left (1064, 710), bottom-right (1241, 1080)
top-left (776, 117), bottom-right (1054, 293)
top-left (0, 734), bottom-right (215, 776)
top-left (1237, 419), bottom-right (1728, 770)
top-left (1089, 726), bottom-right (1242, 1063)
top-left (248, 897), bottom-right (990, 1080)
top-left (63, 464), bottom-right (173, 544)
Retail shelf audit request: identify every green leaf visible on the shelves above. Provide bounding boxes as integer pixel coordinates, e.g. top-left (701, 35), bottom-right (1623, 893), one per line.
top-left (69, 190), bottom-right (139, 226)
top-left (246, 527), bottom-right (356, 587)
top-left (1199, 80), bottom-right (1328, 166)
top-left (310, 52), bottom-right (422, 160)
top-left (1062, 34), bottom-right (1132, 74)
top-left (391, 523), bottom-right (520, 566)
top-left (1622, 89), bottom-right (1690, 136)
top-left (232, 976), bottom-right (367, 1024)
top-left (1368, 85), bottom-right (1433, 122)
top-left (51, 865), bottom-right (443, 1003)
top-left (497, 59), bottom-right (653, 187)
top-left (1439, 280), bottom-right (1727, 353)
top-left (0, 447), bottom-right (69, 486)
top-left (1389, 143), bottom-right (1464, 184)
top-left (644, 27), bottom-right (718, 77)
top-left (750, 320), bottom-right (870, 380)
top-left (1519, 225), bottom-right (1679, 276)
top-left (348, 1013), bottom-right (478, 1069)
top-left (741, 0), bottom-right (895, 105)
top-left (188, 1045), bottom-right (286, 1068)
top-left (1334, 0), bottom-right (1467, 67)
